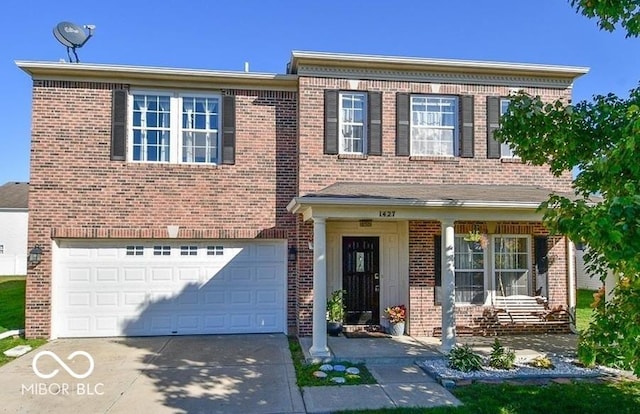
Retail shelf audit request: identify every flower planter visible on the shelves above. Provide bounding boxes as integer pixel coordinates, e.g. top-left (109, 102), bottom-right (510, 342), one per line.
top-left (327, 321), bottom-right (343, 337)
top-left (389, 321), bottom-right (405, 336)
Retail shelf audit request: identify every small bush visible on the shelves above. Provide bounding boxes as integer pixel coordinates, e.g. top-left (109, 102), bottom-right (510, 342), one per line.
top-left (488, 338), bottom-right (516, 370)
top-left (448, 344), bottom-right (483, 372)
top-left (529, 355), bottom-right (556, 369)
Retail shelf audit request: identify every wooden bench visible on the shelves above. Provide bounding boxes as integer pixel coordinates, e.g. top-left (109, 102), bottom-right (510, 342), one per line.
top-left (493, 295), bottom-right (574, 326)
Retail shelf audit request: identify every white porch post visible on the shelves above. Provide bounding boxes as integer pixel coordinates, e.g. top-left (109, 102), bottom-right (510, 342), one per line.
top-left (440, 219), bottom-right (456, 353)
top-left (310, 217), bottom-right (330, 358)
top-left (567, 239), bottom-right (577, 332)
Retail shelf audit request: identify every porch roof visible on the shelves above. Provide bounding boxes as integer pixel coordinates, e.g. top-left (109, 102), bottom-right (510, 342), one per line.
top-left (287, 183), bottom-right (577, 221)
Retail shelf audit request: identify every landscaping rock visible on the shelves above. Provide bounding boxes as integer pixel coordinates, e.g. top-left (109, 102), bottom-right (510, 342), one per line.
top-left (313, 371), bottom-right (328, 378)
top-left (330, 377), bottom-right (346, 384)
top-left (319, 364), bottom-right (334, 372)
top-left (441, 379), bottom-right (456, 389)
top-left (333, 364), bottom-right (346, 372)
top-left (3, 345), bottom-right (32, 357)
top-left (345, 367), bottom-right (360, 375)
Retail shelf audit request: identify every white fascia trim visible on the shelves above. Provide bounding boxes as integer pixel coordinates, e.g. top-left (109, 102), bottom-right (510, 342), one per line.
top-left (0, 208), bottom-right (28, 212)
top-left (288, 196), bottom-right (543, 211)
top-left (15, 60), bottom-right (290, 80)
top-left (290, 50), bottom-right (589, 77)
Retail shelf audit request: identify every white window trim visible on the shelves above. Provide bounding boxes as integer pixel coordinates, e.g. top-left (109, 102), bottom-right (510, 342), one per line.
top-left (453, 235), bottom-right (489, 306)
top-left (128, 90), bottom-right (222, 165)
top-left (490, 234), bottom-right (532, 301)
top-left (338, 92), bottom-right (367, 155)
top-left (410, 95), bottom-right (458, 157)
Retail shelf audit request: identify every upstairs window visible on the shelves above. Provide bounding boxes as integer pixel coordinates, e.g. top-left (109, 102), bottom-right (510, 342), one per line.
top-left (396, 94), bottom-right (473, 158)
top-left (324, 90), bottom-right (382, 156)
top-left (131, 93), bottom-right (220, 164)
top-left (487, 96), bottom-right (518, 159)
top-left (339, 92), bottom-right (367, 154)
top-left (499, 98), bottom-right (517, 158)
top-left (115, 90), bottom-right (235, 164)
top-left (182, 96), bottom-right (220, 163)
top-left (410, 95), bottom-right (458, 156)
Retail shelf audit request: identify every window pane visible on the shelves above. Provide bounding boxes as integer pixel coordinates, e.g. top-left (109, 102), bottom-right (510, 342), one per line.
top-left (410, 95), bottom-right (457, 156)
top-left (495, 271), bottom-right (529, 296)
top-left (339, 92), bottom-right (367, 154)
top-left (494, 236), bottom-right (530, 296)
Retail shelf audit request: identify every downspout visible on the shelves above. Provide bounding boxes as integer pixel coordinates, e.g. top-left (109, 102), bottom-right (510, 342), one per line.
top-left (567, 238), bottom-right (577, 333)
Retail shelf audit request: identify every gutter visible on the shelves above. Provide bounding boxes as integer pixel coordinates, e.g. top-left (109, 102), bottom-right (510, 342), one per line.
top-left (287, 196), bottom-right (543, 214)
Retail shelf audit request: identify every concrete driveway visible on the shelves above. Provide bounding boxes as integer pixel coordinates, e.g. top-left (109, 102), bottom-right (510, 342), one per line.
top-left (0, 334), bottom-right (305, 414)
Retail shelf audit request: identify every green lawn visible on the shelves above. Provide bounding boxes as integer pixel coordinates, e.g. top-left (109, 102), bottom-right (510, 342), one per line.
top-left (0, 276), bottom-right (26, 332)
top-left (576, 289), bottom-right (597, 332)
top-left (0, 276), bottom-right (46, 367)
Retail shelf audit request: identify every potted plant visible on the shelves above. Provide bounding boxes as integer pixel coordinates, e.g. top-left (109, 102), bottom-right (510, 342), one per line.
top-left (384, 304), bottom-right (406, 336)
top-left (327, 289), bottom-right (345, 336)
top-left (463, 230), bottom-right (488, 251)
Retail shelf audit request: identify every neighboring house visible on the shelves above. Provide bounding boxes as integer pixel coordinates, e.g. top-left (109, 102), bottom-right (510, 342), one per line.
top-left (575, 244), bottom-right (603, 290)
top-left (0, 182), bottom-right (28, 275)
top-left (17, 51), bottom-right (588, 355)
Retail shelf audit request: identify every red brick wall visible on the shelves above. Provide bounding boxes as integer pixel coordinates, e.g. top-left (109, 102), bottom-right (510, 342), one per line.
top-left (26, 80), bottom-right (298, 338)
top-left (293, 76), bottom-right (573, 337)
top-left (297, 77), bottom-right (573, 195)
top-left (406, 221), bottom-right (569, 337)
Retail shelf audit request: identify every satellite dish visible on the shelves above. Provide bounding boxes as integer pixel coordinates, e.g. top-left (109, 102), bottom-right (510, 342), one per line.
top-left (53, 21), bottom-right (95, 63)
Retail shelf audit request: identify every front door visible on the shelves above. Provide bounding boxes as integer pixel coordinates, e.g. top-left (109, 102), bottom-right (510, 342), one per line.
top-left (342, 237), bottom-right (380, 325)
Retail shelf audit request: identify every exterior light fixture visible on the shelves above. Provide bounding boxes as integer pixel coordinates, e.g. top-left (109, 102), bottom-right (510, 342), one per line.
top-left (28, 244), bottom-right (43, 268)
top-left (288, 247), bottom-right (297, 262)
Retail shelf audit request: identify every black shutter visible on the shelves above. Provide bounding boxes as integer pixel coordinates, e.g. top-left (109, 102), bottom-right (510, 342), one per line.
top-left (434, 235), bottom-right (442, 304)
top-left (396, 93), bottom-right (410, 156)
top-left (459, 95), bottom-right (474, 158)
top-left (487, 96), bottom-right (501, 159)
top-left (110, 89), bottom-right (127, 161)
top-left (324, 90), bottom-right (339, 155)
top-left (534, 236), bottom-right (549, 297)
top-left (368, 91), bottom-right (382, 155)
top-left (222, 95), bottom-right (236, 165)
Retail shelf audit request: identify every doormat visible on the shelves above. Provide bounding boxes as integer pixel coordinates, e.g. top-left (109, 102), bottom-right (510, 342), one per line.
top-left (343, 331), bottom-right (391, 339)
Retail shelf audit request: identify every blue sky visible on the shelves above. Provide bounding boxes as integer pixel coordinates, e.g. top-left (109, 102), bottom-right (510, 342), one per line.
top-left (1, 0), bottom-right (638, 185)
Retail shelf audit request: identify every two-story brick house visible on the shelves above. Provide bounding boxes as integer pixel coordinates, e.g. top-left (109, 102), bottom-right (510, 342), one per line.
top-left (17, 51), bottom-right (587, 356)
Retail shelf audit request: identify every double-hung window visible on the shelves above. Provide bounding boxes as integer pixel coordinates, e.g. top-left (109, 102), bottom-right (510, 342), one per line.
top-left (130, 92), bottom-right (222, 164)
top-left (454, 236), bottom-right (486, 304)
top-left (324, 90), bottom-right (382, 156)
top-left (410, 96), bottom-right (458, 156)
top-left (494, 236), bottom-right (531, 296)
top-left (339, 92), bottom-right (367, 154)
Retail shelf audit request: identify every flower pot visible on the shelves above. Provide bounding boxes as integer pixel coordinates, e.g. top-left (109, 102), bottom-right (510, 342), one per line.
top-left (388, 321), bottom-right (405, 336)
top-left (327, 321), bottom-right (343, 336)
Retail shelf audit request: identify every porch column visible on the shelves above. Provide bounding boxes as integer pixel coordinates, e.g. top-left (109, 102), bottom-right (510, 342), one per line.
top-left (567, 239), bottom-right (577, 332)
top-left (440, 219), bottom-right (456, 353)
top-left (310, 217), bottom-right (330, 358)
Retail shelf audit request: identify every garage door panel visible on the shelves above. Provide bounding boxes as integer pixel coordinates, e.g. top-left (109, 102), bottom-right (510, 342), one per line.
top-left (96, 292), bottom-right (119, 306)
top-left (150, 268), bottom-right (173, 281)
top-left (123, 268), bottom-right (146, 282)
top-left (53, 240), bottom-right (286, 337)
top-left (96, 268), bottom-right (118, 282)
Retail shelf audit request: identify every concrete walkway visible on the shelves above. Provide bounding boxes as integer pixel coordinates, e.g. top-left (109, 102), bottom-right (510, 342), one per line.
top-left (298, 333), bottom-right (579, 412)
top-left (302, 364), bottom-right (461, 412)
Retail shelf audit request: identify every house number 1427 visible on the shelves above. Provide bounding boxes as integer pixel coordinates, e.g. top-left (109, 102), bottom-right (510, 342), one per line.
top-left (379, 210), bottom-right (396, 217)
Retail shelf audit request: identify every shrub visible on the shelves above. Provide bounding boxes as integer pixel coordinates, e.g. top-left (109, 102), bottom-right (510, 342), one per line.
top-left (488, 338), bottom-right (516, 370)
top-left (529, 355), bottom-right (556, 369)
top-left (448, 344), bottom-right (483, 372)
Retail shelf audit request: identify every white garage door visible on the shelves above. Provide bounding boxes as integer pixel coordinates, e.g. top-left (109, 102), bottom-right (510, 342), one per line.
top-left (52, 239), bottom-right (287, 338)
